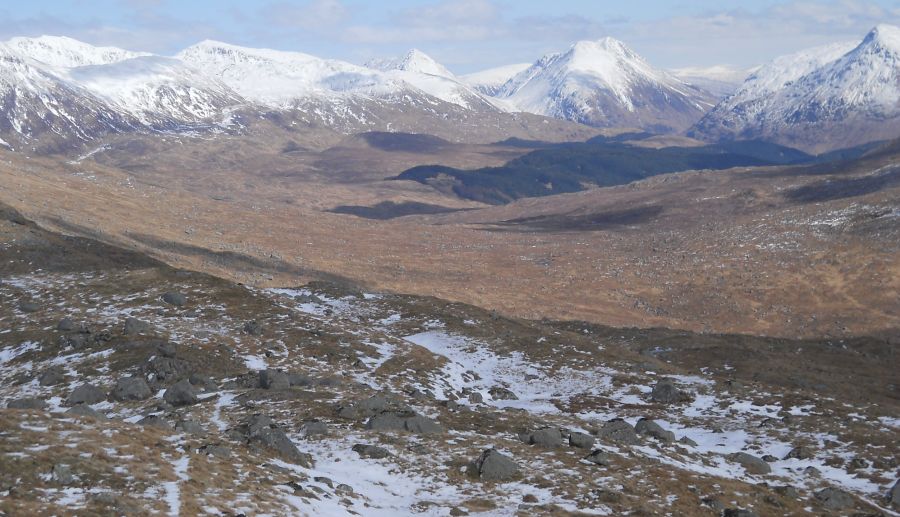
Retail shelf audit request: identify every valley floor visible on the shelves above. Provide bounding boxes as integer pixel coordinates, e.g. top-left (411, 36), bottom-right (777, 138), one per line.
top-left (1, 204), bottom-right (897, 516)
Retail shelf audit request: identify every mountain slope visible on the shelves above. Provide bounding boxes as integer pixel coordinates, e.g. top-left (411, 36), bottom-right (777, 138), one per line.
top-left (690, 25), bottom-right (900, 153)
top-left (0, 43), bottom-right (137, 151)
top-left (6, 35), bottom-right (150, 67)
top-left (495, 38), bottom-right (716, 132)
top-left (63, 56), bottom-right (246, 129)
top-left (462, 63), bottom-right (531, 96)
top-left (670, 65), bottom-right (756, 98)
top-left (365, 49), bottom-right (504, 110)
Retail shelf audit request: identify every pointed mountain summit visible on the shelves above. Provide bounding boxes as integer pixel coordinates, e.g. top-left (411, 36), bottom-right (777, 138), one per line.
top-left (496, 37), bottom-right (715, 132)
top-left (691, 25), bottom-right (900, 153)
top-left (367, 49), bottom-right (455, 79)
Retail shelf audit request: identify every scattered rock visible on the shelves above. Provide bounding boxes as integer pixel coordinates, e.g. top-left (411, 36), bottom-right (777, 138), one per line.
top-left (18, 301), bottom-right (40, 313)
top-left (138, 415), bottom-right (173, 430)
top-left (723, 509), bottom-right (758, 517)
top-left (585, 450), bottom-right (611, 466)
top-left (124, 317), bottom-right (152, 335)
top-left (300, 421), bottom-right (329, 438)
top-left (244, 415), bottom-right (313, 467)
top-left (338, 396), bottom-right (390, 419)
top-left (57, 317), bottom-right (76, 331)
top-left (161, 292), bottom-right (186, 307)
top-left (67, 383), bottom-right (106, 406)
top-left (889, 479), bottom-right (900, 508)
top-left (784, 446), bottom-right (814, 460)
top-left (727, 452), bottom-right (771, 475)
top-left (111, 376), bottom-right (152, 401)
top-left (468, 392), bottom-right (484, 404)
top-left (815, 487), bottom-right (854, 510)
top-left (50, 464), bottom-right (75, 485)
top-left (488, 387), bottom-right (518, 400)
top-left (596, 419), bottom-right (640, 446)
top-left (678, 436), bottom-right (698, 447)
top-left (143, 355), bottom-right (191, 383)
top-left (774, 486), bottom-right (799, 499)
top-left (156, 341), bottom-right (177, 358)
top-left (66, 405), bottom-right (106, 419)
top-left (527, 427), bottom-right (562, 448)
top-left (38, 367), bottom-right (65, 386)
top-left (176, 419), bottom-right (204, 434)
top-left (163, 379), bottom-right (198, 406)
top-left (199, 444), bottom-right (231, 458)
top-left (188, 373), bottom-right (216, 392)
top-left (352, 444), bottom-right (391, 459)
top-left (472, 449), bottom-right (518, 481)
top-left (649, 379), bottom-right (691, 404)
top-left (569, 431), bottom-right (595, 449)
top-left (243, 320), bottom-right (264, 336)
top-left (635, 418), bottom-right (675, 443)
top-left (403, 414), bottom-right (443, 434)
top-left (7, 397), bottom-right (46, 410)
top-left (259, 369), bottom-right (290, 390)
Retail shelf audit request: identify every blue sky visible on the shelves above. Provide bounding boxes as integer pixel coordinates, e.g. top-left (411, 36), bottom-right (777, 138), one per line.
top-left (1, 0), bottom-right (898, 72)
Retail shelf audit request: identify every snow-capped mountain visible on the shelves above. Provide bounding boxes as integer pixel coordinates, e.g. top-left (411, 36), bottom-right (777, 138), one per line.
top-left (5, 35), bottom-right (150, 68)
top-left (62, 56), bottom-right (245, 128)
top-left (493, 38), bottom-right (716, 132)
top-left (690, 25), bottom-right (900, 153)
top-left (461, 63), bottom-right (531, 96)
top-left (0, 36), bottom-right (588, 152)
top-left (364, 49), bottom-right (503, 110)
top-left (670, 65), bottom-right (756, 98)
top-left (177, 40), bottom-right (402, 108)
top-left (0, 42), bottom-right (137, 150)
top-left (366, 49), bottom-right (455, 79)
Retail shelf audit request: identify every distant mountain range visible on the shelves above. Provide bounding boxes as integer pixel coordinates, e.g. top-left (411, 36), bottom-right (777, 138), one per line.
top-left (1, 26), bottom-right (898, 154)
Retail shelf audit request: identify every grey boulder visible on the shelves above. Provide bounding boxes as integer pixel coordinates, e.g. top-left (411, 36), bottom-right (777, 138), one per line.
top-left (259, 369), bottom-right (290, 390)
top-left (352, 444), bottom-right (392, 459)
top-left (472, 449), bottom-right (518, 481)
top-left (635, 418), bottom-right (676, 443)
top-left (727, 452), bottom-right (771, 475)
top-left (569, 431), bottom-right (595, 449)
top-left (596, 419), bottom-right (640, 446)
top-left (7, 397), bottom-right (46, 410)
top-left (649, 379), bottom-right (691, 404)
top-left (111, 377), bottom-right (152, 401)
top-left (161, 292), bottom-right (186, 307)
top-left (163, 379), bottom-right (198, 406)
top-left (815, 488), bottom-right (854, 510)
top-left (67, 383), bottom-right (106, 406)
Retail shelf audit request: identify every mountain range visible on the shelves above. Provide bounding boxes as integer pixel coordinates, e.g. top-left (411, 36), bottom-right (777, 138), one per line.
top-left (1, 26), bottom-right (898, 154)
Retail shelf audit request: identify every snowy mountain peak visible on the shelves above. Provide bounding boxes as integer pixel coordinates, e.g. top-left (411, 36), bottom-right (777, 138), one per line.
top-left (366, 49), bottom-right (455, 79)
top-left (690, 25), bottom-right (900, 153)
top-left (5, 35), bottom-right (149, 68)
top-left (864, 23), bottom-right (900, 51)
top-left (494, 35), bottom-right (712, 131)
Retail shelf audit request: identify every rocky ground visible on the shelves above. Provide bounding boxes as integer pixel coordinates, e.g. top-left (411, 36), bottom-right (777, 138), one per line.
top-left (1, 205), bottom-right (898, 517)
